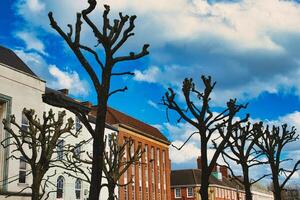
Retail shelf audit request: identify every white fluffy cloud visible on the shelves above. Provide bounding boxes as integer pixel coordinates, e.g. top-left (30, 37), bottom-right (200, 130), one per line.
top-left (15, 48), bottom-right (90, 97)
top-left (15, 31), bottom-right (47, 55)
top-left (165, 110), bottom-right (300, 183)
top-left (13, 0), bottom-right (300, 103)
top-left (48, 65), bottom-right (89, 97)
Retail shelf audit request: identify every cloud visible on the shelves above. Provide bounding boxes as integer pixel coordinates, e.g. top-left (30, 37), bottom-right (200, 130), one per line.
top-left (14, 48), bottom-right (49, 77)
top-left (163, 110), bottom-right (300, 184)
top-left (14, 48), bottom-right (90, 97)
top-left (48, 65), bottom-right (89, 97)
top-left (147, 99), bottom-right (160, 110)
top-left (13, 0), bottom-right (300, 103)
top-left (17, 0), bottom-right (45, 13)
top-left (134, 67), bottom-right (161, 83)
top-left (15, 31), bottom-right (47, 55)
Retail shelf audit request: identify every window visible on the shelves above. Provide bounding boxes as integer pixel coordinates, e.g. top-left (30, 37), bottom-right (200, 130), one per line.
top-left (151, 147), bottom-right (155, 200)
top-left (57, 176), bottom-right (64, 199)
top-left (75, 116), bottom-right (82, 132)
top-left (75, 178), bottom-right (81, 199)
top-left (157, 149), bottom-right (161, 200)
top-left (57, 140), bottom-right (64, 160)
top-left (145, 145), bottom-right (149, 200)
top-left (131, 142), bottom-right (135, 200)
top-left (19, 156), bottom-right (26, 183)
top-left (21, 111), bottom-right (29, 132)
top-left (138, 143), bottom-right (142, 200)
top-left (74, 143), bottom-right (81, 158)
top-left (187, 187), bottom-right (193, 197)
top-left (123, 137), bottom-right (129, 200)
top-left (162, 151), bottom-right (166, 200)
top-left (175, 188), bottom-right (181, 198)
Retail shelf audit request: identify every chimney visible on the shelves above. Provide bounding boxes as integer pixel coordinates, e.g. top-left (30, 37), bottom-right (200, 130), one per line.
top-left (197, 156), bottom-right (201, 169)
top-left (81, 101), bottom-right (93, 108)
top-left (58, 89), bottom-right (69, 95)
top-left (197, 156), bottom-right (218, 171)
top-left (220, 166), bottom-right (229, 178)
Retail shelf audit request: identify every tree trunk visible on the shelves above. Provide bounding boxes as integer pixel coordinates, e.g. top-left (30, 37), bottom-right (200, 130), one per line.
top-left (88, 104), bottom-right (108, 200)
top-left (31, 172), bottom-right (43, 200)
top-left (108, 185), bottom-right (116, 200)
top-left (89, 136), bottom-right (105, 200)
top-left (200, 139), bottom-right (210, 200)
top-left (242, 166), bottom-right (252, 200)
top-left (272, 174), bottom-right (281, 200)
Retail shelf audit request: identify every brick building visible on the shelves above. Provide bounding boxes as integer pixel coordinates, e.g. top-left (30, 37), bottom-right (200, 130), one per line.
top-left (170, 169), bottom-right (245, 200)
top-left (97, 107), bottom-right (172, 200)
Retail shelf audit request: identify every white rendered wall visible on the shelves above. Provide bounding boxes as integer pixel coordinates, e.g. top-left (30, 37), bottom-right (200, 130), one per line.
top-left (44, 104), bottom-right (118, 200)
top-left (0, 63), bottom-right (45, 199)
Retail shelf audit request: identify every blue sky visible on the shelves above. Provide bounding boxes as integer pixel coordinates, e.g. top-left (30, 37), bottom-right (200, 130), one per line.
top-left (1, 0), bottom-right (300, 185)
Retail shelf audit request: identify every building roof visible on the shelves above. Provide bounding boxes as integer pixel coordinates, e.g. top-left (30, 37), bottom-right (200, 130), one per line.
top-left (43, 88), bottom-right (169, 144)
top-left (92, 106), bottom-right (170, 144)
top-left (171, 169), bottom-right (238, 189)
top-left (0, 45), bottom-right (37, 77)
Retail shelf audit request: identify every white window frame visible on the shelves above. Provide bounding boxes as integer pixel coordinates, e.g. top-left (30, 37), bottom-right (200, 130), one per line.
top-left (75, 116), bottom-right (82, 132)
top-left (56, 176), bottom-right (64, 199)
top-left (57, 139), bottom-right (64, 160)
top-left (187, 187), bottom-right (193, 198)
top-left (75, 178), bottom-right (81, 200)
top-left (19, 156), bottom-right (27, 183)
top-left (174, 188), bottom-right (181, 198)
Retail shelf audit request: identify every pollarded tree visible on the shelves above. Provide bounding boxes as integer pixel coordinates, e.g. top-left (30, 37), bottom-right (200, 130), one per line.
top-left (162, 76), bottom-right (249, 200)
top-left (47, 1), bottom-right (149, 199)
top-left (216, 122), bottom-right (269, 200)
top-left (59, 133), bottom-right (144, 200)
top-left (1, 108), bottom-right (80, 200)
top-left (253, 122), bottom-right (300, 200)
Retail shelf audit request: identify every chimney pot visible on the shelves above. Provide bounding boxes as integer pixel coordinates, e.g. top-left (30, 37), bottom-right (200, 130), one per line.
top-left (58, 89), bottom-right (69, 95)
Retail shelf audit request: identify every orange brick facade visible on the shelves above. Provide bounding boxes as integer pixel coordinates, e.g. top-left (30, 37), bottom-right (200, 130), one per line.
top-left (117, 125), bottom-right (171, 200)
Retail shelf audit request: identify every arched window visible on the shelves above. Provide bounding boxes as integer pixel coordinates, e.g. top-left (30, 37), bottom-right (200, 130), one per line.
top-left (57, 176), bottom-right (64, 199)
top-left (75, 178), bottom-right (82, 199)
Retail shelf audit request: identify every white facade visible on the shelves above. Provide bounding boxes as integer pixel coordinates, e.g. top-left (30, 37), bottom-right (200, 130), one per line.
top-left (0, 57), bottom-right (117, 199)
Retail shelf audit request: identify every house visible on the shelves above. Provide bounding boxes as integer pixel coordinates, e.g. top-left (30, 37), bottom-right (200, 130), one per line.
top-left (0, 45), bottom-right (171, 200)
top-left (101, 107), bottom-right (171, 200)
top-left (170, 169), bottom-right (245, 200)
top-left (170, 156), bottom-right (274, 200)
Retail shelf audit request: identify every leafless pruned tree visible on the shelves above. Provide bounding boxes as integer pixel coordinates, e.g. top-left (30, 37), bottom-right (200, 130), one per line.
top-left (162, 76), bottom-right (249, 200)
top-left (254, 122), bottom-right (300, 200)
top-left (47, 1), bottom-right (149, 199)
top-left (216, 122), bottom-right (269, 200)
top-left (57, 133), bottom-right (143, 200)
top-left (1, 108), bottom-right (80, 200)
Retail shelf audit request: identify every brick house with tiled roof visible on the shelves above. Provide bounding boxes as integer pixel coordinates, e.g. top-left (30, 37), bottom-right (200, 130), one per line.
top-left (171, 169), bottom-right (246, 200)
top-left (44, 87), bottom-right (172, 200)
top-left (90, 106), bottom-right (171, 200)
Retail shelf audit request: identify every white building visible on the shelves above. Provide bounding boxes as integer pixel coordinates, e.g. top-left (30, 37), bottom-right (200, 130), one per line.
top-left (0, 45), bottom-right (117, 200)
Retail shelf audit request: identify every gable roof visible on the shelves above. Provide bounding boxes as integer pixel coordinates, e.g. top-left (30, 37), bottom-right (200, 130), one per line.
top-left (0, 45), bottom-right (37, 77)
top-left (91, 106), bottom-right (170, 144)
top-left (171, 169), bottom-right (239, 189)
top-left (43, 88), bottom-right (169, 144)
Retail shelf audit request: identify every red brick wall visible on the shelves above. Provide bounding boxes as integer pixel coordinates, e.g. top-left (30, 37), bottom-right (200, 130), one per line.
top-left (118, 128), bottom-right (171, 200)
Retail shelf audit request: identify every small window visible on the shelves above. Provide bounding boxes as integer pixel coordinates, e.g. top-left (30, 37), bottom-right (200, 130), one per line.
top-left (75, 178), bottom-right (81, 199)
top-left (187, 187), bottom-right (193, 197)
top-left (21, 111), bottom-right (29, 132)
top-left (175, 188), bottom-right (181, 198)
top-left (19, 156), bottom-right (26, 183)
top-left (57, 176), bottom-right (64, 198)
top-left (75, 116), bottom-right (81, 132)
top-left (74, 144), bottom-right (81, 158)
top-left (57, 140), bottom-right (64, 160)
